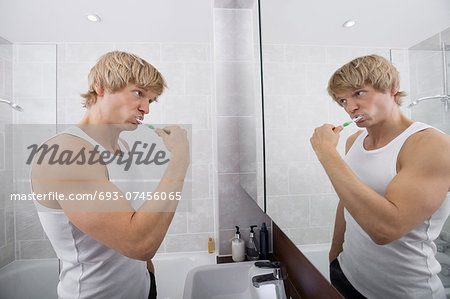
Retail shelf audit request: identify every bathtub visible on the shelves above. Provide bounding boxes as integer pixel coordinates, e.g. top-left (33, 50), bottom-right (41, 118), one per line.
top-left (0, 259), bottom-right (59, 299)
top-left (0, 252), bottom-right (216, 299)
top-left (297, 243), bottom-right (331, 282)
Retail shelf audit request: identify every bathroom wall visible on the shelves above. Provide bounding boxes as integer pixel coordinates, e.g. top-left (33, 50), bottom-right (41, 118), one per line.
top-left (409, 27), bottom-right (450, 133)
top-left (213, 0), bottom-right (271, 255)
top-left (263, 45), bottom-right (410, 245)
top-left (0, 37), bottom-right (14, 268)
top-left (408, 27), bottom-right (450, 236)
top-left (12, 44), bottom-right (57, 260)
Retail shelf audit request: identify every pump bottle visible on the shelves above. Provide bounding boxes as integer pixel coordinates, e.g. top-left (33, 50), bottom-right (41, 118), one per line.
top-left (246, 225), bottom-right (259, 260)
top-left (231, 226), bottom-right (245, 262)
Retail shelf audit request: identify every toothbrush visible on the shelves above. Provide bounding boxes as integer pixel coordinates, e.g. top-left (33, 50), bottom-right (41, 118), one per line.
top-left (135, 118), bottom-right (155, 130)
top-left (342, 115), bottom-right (363, 127)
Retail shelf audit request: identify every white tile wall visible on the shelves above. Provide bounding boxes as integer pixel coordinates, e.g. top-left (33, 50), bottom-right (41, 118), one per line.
top-left (161, 44), bottom-right (209, 62)
top-left (267, 195), bottom-right (309, 228)
top-left (409, 37), bottom-right (448, 132)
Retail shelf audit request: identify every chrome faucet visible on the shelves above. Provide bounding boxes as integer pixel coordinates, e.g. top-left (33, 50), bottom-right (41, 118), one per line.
top-left (252, 261), bottom-right (285, 288)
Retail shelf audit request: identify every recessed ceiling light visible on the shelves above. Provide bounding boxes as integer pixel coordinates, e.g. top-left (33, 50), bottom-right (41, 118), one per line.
top-left (343, 20), bottom-right (356, 28)
top-left (87, 14), bottom-right (101, 23)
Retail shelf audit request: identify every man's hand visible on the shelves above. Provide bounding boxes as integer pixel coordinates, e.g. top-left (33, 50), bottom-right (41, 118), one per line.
top-left (155, 126), bottom-right (189, 160)
top-left (310, 124), bottom-right (343, 157)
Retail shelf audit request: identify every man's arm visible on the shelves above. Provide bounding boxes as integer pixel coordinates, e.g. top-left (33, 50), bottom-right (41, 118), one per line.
top-left (32, 126), bottom-right (189, 261)
top-left (312, 126), bottom-right (450, 245)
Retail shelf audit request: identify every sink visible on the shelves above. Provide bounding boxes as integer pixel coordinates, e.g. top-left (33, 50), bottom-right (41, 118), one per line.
top-left (183, 260), bottom-right (287, 299)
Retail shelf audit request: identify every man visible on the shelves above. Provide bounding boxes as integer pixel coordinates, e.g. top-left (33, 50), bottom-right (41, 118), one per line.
top-left (31, 51), bottom-right (190, 298)
top-left (310, 55), bottom-right (450, 298)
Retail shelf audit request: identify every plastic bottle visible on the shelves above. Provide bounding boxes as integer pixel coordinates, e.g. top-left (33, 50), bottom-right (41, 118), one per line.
top-left (208, 237), bottom-right (214, 254)
top-left (259, 222), bottom-right (269, 260)
top-left (231, 226), bottom-right (245, 262)
top-left (246, 225), bottom-right (259, 260)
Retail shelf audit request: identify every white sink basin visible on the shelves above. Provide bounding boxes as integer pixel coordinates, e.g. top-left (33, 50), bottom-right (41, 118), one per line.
top-left (183, 260), bottom-right (287, 299)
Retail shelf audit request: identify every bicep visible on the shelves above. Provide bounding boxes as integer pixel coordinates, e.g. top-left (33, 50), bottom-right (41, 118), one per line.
top-left (33, 167), bottom-right (142, 254)
top-left (384, 158), bottom-right (449, 238)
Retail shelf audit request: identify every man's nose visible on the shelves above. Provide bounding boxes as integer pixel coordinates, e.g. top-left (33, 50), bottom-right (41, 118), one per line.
top-left (140, 100), bottom-right (150, 114)
top-left (346, 99), bottom-right (359, 113)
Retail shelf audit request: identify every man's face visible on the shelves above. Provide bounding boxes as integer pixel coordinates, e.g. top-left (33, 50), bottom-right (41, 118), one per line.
top-left (97, 83), bottom-right (158, 126)
top-left (334, 84), bottom-right (396, 127)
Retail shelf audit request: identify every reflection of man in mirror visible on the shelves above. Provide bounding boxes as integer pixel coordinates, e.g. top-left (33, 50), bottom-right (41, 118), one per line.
top-left (31, 51), bottom-right (190, 299)
top-left (310, 55), bottom-right (450, 298)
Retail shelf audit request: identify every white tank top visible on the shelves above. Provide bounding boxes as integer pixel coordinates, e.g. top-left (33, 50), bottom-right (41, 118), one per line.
top-left (33, 126), bottom-right (150, 299)
top-left (338, 122), bottom-right (450, 299)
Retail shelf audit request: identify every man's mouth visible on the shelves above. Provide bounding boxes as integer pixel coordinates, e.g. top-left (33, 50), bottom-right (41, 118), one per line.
top-left (352, 115), bottom-right (363, 123)
top-left (135, 117), bottom-right (143, 124)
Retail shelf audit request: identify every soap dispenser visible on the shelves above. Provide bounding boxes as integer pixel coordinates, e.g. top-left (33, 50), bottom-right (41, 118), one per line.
top-left (231, 226), bottom-right (245, 262)
top-left (246, 225), bottom-right (259, 261)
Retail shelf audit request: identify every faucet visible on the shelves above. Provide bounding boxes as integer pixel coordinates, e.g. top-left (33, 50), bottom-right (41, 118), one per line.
top-left (252, 261), bottom-right (285, 288)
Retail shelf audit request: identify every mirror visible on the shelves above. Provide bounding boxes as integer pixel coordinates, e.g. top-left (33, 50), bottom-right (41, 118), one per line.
top-left (0, 2), bottom-right (270, 298)
top-left (260, 0), bottom-right (450, 283)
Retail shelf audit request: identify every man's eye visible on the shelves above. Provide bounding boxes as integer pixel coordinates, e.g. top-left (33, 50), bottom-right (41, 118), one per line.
top-left (340, 99), bottom-right (347, 104)
top-left (356, 91), bottom-right (364, 96)
top-left (135, 91), bottom-right (142, 97)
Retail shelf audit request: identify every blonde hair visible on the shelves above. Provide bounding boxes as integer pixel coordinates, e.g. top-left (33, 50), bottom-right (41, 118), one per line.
top-left (81, 51), bottom-right (167, 108)
top-left (327, 54), bottom-right (406, 106)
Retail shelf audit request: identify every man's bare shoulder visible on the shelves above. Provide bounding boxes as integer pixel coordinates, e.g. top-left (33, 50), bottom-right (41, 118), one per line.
top-left (31, 133), bottom-right (107, 180)
top-left (44, 133), bottom-right (94, 149)
top-left (404, 127), bottom-right (450, 151)
top-left (345, 130), bottom-right (364, 154)
top-left (400, 128), bottom-right (450, 170)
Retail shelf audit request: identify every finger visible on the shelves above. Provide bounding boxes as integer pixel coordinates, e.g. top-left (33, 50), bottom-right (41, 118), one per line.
top-left (162, 126), bottom-right (172, 134)
top-left (334, 126), bottom-right (344, 134)
top-left (155, 128), bottom-right (168, 137)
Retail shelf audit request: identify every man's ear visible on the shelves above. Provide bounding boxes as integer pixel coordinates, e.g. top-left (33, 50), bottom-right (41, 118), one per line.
top-left (391, 86), bottom-right (399, 96)
top-left (94, 82), bottom-right (104, 97)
